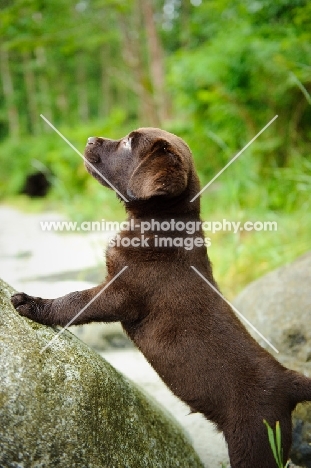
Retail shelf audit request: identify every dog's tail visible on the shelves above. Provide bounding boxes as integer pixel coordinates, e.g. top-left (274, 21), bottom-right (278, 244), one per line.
top-left (287, 370), bottom-right (311, 405)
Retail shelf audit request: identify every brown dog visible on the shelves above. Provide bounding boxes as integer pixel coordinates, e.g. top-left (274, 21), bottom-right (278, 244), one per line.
top-left (12, 128), bottom-right (311, 467)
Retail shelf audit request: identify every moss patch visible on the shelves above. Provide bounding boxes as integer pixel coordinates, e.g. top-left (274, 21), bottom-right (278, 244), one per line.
top-left (0, 278), bottom-right (203, 468)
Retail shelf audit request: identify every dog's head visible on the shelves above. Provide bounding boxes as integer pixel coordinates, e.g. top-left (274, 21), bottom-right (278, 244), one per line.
top-left (84, 127), bottom-right (200, 207)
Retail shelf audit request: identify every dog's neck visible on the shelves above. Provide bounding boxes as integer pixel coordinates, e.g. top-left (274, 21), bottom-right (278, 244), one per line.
top-left (125, 196), bottom-right (200, 221)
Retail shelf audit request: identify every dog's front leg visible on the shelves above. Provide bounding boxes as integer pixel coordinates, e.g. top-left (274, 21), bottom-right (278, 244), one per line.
top-left (11, 275), bottom-right (131, 327)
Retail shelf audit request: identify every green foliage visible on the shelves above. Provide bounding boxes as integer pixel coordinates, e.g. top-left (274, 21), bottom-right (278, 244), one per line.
top-left (166, 3), bottom-right (311, 174)
top-left (263, 420), bottom-right (290, 468)
top-left (162, 0), bottom-right (311, 218)
top-left (0, 110), bottom-right (133, 221)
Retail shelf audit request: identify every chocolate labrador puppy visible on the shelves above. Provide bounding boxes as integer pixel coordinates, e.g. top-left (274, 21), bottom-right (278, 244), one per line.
top-left (12, 128), bottom-right (311, 467)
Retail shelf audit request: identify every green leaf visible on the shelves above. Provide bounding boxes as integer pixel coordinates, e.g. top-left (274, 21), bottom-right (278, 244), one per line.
top-left (263, 419), bottom-right (279, 465)
top-left (276, 421), bottom-right (283, 464)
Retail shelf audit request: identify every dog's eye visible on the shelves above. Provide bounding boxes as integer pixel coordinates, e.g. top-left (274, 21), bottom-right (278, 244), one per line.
top-left (161, 144), bottom-right (171, 154)
top-left (163, 145), bottom-right (175, 157)
top-left (151, 140), bottom-right (172, 156)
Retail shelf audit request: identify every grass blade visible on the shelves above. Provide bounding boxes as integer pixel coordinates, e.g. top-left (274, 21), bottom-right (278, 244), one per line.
top-left (263, 420), bottom-right (279, 464)
top-left (276, 421), bottom-right (283, 465)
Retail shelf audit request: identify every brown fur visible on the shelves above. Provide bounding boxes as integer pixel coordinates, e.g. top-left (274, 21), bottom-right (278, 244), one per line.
top-left (12, 128), bottom-right (311, 467)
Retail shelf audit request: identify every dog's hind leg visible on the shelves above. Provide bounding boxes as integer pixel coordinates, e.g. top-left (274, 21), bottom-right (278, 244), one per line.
top-left (224, 416), bottom-right (292, 468)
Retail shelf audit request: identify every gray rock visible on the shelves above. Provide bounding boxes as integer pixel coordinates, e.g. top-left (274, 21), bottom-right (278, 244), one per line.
top-left (233, 251), bottom-right (311, 360)
top-left (0, 278), bottom-right (203, 468)
top-left (71, 321), bottom-right (133, 351)
top-left (292, 403), bottom-right (311, 468)
top-left (277, 358), bottom-right (311, 467)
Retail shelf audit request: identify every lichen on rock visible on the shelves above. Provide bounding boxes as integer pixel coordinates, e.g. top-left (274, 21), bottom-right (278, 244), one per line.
top-left (0, 278), bottom-right (203, 468)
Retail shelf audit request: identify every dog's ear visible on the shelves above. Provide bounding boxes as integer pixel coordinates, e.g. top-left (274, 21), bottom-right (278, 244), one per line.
top-left (127, 139), bottom-right (189, 200)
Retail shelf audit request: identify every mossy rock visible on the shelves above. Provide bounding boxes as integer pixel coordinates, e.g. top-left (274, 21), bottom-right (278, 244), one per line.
top-left (292, 403), bottom-right (311, 468)
top-left (0, 279), bottom-right (203, 468)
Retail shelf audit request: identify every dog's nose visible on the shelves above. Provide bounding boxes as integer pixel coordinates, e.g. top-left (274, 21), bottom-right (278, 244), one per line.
top-left (87, 136), bottom-right (97, 145)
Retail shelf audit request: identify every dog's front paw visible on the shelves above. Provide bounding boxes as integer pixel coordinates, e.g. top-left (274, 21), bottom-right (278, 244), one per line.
top-left (11, 292), bottom-right (45, 322)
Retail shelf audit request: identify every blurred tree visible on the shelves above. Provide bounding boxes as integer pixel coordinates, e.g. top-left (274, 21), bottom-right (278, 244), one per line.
top-left (0, 0), bottom-right (310, 209)
top-left (140, 0), bottom-right (170, 123)
top-left (0, 0), bottom-right (172, 133)
top-left (0, 45), bottom-right (20, 138)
